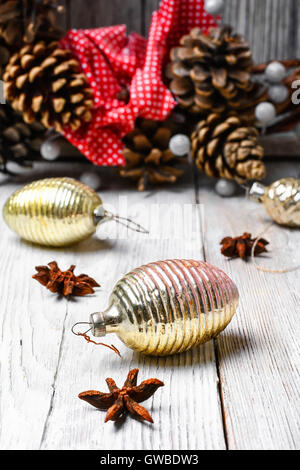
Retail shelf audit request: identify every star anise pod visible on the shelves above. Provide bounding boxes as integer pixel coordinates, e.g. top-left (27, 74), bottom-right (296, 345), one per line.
top-left (33, 261), bottom-right (100, 296)
top-left (79, 368), bottom-right (164, 423)
top-left (220, 233), bottom-right (269, 261)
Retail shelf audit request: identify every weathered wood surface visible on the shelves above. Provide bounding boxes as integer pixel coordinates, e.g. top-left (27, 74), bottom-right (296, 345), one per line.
top-left (223, 0), bottom-right (300, 62)
top-left (67, 0), bottom-right (143, 34)
top-left (0, 160), bottom-right (299, 449)
top-left (64, 0), bottom-right (300, 62)
top-left (0, 166), bottom-right (225, 450)
top-left (197, 162), bottom-right (300, 450)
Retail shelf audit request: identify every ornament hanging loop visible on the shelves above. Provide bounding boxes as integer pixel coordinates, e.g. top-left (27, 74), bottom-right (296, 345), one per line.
top-left (107, 212), bottom-right (149, 234)
top-left (71, 321), bottom-right (92, 336)
top-left (94, 208), bottom-right (149, 234)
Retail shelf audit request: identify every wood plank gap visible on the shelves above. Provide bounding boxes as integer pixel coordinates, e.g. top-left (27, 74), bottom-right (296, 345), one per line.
top-left (193, 165), bottom-right (207, 262)
top-left (193, 164), bottom-right (228, 448)
top-left (213, 340), bottom-right (229, 450)
top-left (141, 0), bottom-right (146, 37)
top-left (290, 0), bottom-right (297, 58)
top-left (65, 0), bottom-right (71, 31)
top-left (39, 302), bottom-right (69, 449)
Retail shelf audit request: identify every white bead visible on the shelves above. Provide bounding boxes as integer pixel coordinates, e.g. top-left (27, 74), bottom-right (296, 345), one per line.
top-left (80, 171), bottom-right (101, 190)
top-left (255, 102), bottom-right (276, 125)
top-left (268, 85), bottom-right (289, 104)
top-left (215, 179), bottom-right (236, 197)
top-left (265, 61), bottom-right (286, 83)
top-left (205, 0), bottom-right (224, 15)
top-left (40, 139), bottom-right (60, 161)
top-left (169, 134), bottom-right (190, 156)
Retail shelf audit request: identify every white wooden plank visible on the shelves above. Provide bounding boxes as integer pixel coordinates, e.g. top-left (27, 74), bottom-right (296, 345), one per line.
top-left (198, 162), bottom-right (300, 449)
top-left (0, 165), bottom-right (225, 450)
top-left (0, 181), bottom-right (72, 449)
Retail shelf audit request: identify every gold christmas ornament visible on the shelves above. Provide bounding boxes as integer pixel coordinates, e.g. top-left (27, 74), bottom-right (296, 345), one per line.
top-left (73, 259), bottom-right (239, 356)
top-left (3, 177), bottom-right (148, 247)
top-left (249, 178), bottom-right (300, 227)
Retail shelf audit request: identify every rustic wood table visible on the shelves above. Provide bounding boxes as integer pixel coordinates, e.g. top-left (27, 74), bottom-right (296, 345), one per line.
top-left (0, 160), bottom-right (299, 450)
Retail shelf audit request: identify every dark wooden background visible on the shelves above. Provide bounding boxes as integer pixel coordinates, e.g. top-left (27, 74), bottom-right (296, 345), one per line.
top-left (62, 0), bottom-right (300, 63)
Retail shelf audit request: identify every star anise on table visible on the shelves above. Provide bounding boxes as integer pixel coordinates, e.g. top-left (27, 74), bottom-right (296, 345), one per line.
top-left (79, 368), bottom-right (164, 424)
top-left (33, 261), bottom-right (100, 297)
top-left (220, 233), bottom-right (269, 261)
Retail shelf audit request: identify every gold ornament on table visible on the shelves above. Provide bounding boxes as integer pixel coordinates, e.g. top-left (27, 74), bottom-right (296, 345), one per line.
top-left (3, 177), bottom-right (148, 247)
top-left (249, 178), bottom-right (300, 228)
top-left (191, 113), bottom-right (265, 183)
top-left (72, 259), bottom-right (239, 356)
top-left (4, 41), bottom-right (94, 132)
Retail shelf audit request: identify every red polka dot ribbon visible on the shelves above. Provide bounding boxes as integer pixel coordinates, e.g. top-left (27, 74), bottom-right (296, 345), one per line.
top-left (59, 0), bottom-right (217, 166)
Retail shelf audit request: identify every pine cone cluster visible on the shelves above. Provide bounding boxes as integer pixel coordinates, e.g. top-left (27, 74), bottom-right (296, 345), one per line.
top-left (0, 0), bottom-right (63, 48)
top-left (191, 113), bottom-right (265, 183)
top-left (120, 118), bottom-right (186, 191)
top-left (0, 104), bottom-right (45, 173)
top-left (167, 26), bottom-right (254, 115)
top-left (4, 41), bottom-right (94, 132)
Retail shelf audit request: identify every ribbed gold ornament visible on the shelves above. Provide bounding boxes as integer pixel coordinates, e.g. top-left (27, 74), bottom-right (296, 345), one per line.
top-left (3, 178), bottom-right (102, 246)
top-left (90, 259), bottom-right (239, 356)
top-left (250, 178), bottom-right (300, 227)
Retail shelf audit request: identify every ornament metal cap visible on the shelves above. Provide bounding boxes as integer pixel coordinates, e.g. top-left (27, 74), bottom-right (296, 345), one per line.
top-left (249, 182), bottom-right (266, 202)
top-left (90, 312), bottom-right (106, 337)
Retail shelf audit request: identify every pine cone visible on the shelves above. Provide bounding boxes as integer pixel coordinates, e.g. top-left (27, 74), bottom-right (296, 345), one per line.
top-left (0, 104), bottom-right (45, 173)
top-left (191, 113), bottom-right (265, 183)
top-left (120, 118), bottom-right (186, 191)
top-left (4, 41), bottom-right (94, 132)
top-left (0, 0), bottom-right (63, 48)
top-left (167, 26), bottom-right (254, 115)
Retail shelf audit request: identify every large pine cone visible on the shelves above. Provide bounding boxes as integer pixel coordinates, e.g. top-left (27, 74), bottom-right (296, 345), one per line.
top-left (120, 118), bottom-right (186, 191)
top-left (0, 0), bottom-right (63, 47)
top-left (191, 113), bottom-right (265, 183)
top-left (167, 26), bottom-right (254, 115)
top-left (4, 41), bottom-right (94, 132)
top-left (0, 104), bottom-right (45, 173)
